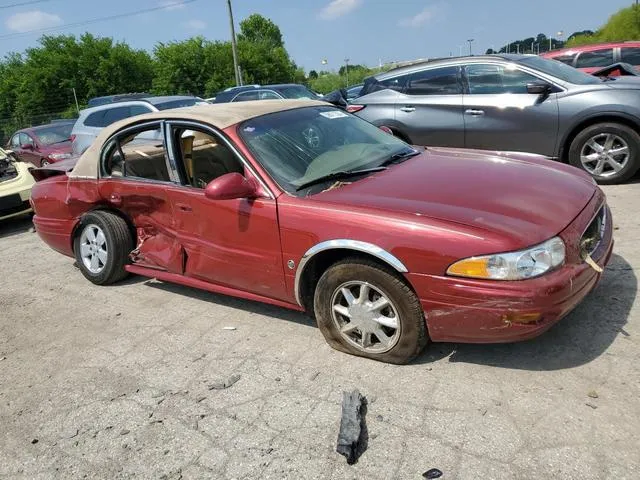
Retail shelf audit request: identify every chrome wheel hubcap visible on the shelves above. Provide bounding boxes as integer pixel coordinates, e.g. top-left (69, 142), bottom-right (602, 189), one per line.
top-left (580, 133), bottom-right (630, 177)
top-left (302, 127), bottom-right (321, 149)
top-left (331, 281), bottom-right (400, 354)
top-left (79, 224), bottom-right (107, 274)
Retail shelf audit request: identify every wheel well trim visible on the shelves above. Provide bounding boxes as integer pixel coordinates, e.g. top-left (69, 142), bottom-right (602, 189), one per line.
top-left (293, 239), bottom-right (409, 306)
top-left (558, 111), bottom-right (640, 160)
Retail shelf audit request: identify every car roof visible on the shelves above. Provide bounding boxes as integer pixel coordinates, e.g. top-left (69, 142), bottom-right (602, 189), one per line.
top-left (143, 95), bottom-right (201, 105)
top-left (373, 54), bottom-right (531, 78)
top-left (70, 99), bottom-right (327, 178)
top-left (543, 41), bottom-right (640, 56)
top-left (78, 95), bottom-right (200, 115)
top-left (16, 122), bottom-right (72, 135)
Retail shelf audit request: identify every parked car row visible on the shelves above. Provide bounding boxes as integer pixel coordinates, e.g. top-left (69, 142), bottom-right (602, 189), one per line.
top-left (27, 99), bottom-right (613, 364)
top-left (346, 53), bottom-right (640, 184)
top-left (8, 120), bottom-right (74, 168)
top-left (0, 147), bottom-right (35, 221)
top-left (541, 41), bottom-right (640, 74)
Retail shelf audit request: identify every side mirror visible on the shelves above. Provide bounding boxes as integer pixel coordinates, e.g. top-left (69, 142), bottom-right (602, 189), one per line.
top-left (526, 82), bottom-right (551, 95)
top-left (21, 143), bottom-right (34, 151)
top-left (204, 172), bottom-right (257, 201)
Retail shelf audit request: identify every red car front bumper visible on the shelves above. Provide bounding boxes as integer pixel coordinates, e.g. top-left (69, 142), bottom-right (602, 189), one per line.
top-left (409, 201), bottom-right (613, 344)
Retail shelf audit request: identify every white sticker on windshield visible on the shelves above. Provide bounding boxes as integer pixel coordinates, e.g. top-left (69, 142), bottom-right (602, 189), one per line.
top-left (320, 110), bottom-right (348, 119)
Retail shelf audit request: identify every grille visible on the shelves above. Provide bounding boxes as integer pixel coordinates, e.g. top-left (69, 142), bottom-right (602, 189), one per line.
top-left (580, 207), bottom-right (606, 256)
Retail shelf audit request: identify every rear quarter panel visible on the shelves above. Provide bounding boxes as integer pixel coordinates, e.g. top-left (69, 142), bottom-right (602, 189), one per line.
top-left (31, 176), bottom-right (101, 256)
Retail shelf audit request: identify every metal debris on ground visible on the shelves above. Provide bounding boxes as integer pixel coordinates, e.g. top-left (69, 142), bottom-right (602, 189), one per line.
top-left (336, 389), bottom-right (368, 465)
top-left (222, 326), bottom-right (237, 331)
top-left (208, 374), bottom-right (241, 390)
top-left (423, 468), bottom-right (444, 478)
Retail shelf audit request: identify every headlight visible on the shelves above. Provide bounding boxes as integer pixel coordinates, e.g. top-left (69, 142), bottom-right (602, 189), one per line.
top-left (49, 153), bottom-right (71, 160)
top-left (447, 237), bottom-right (565, 280)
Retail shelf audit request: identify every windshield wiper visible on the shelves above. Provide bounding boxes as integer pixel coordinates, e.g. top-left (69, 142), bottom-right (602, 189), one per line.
top-left (379, 147), bottom-right (421, 167)
top-left (295, 166), bottom-right (386, 191)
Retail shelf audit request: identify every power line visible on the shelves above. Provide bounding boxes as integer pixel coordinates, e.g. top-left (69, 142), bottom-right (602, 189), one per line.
top-left (0, 0), bottom-right (51, 9)
top-left (0, 0), bottom-right (198, 40)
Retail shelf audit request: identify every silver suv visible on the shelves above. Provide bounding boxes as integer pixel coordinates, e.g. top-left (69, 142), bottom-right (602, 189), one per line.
top-left (350, 54), bottom-right (640, 184)
top-left (71, 96), bottom-right (207, 154)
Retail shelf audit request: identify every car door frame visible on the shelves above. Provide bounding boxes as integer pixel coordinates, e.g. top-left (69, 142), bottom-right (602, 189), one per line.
top-left (460, 60), bottom-right (564, 157)
top-left (394, 64), bottom-right (466, 147)
top-left (161, 119), bottom-right (289, 301)
top-left (18, 132), bottom-right (41, 166)
top-left (98, 119), bottom-right (185, 273)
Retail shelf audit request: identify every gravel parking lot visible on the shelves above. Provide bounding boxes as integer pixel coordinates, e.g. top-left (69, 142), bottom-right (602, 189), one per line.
top-left (0, 182), bottom-right (638, 480)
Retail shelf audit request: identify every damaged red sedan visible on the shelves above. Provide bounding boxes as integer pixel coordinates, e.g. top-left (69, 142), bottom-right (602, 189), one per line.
top-left (30, 100), bottom-right (613, 364)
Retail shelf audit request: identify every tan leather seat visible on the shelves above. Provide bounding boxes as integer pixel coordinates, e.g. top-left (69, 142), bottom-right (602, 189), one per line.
top-left (181, 133), bottom-right (243, 187)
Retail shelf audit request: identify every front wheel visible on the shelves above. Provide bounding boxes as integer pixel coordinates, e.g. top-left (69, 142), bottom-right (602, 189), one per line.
top-left (568, 122), bottom-right (640, 184)
top-left (313, 258), bottom-right (427, 364)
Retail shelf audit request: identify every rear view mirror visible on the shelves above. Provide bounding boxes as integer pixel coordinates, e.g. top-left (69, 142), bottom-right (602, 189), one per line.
top-left (526, 82), bottom-right (551, 95)
top-left (204, 173), bottom-right (257, 200)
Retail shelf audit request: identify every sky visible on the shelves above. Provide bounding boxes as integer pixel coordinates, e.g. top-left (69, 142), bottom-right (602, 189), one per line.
top-left (0, 0), bottom-right (634, 71)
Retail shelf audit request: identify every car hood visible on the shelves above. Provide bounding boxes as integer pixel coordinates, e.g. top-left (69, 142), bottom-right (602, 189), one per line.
top-left (313, 147), bottom-right (596, 248)
top-left (601, 77), bottom-right (640, 89)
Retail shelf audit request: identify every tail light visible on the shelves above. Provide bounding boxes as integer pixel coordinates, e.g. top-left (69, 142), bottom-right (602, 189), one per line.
top-left (346, 104), bottom-right (365, 113)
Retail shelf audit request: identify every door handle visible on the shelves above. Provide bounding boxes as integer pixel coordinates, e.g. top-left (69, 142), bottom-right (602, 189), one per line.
top-left (109, 193), bottom-right (121, 206)
top-left (400, 106), bottom-right (416, 113)
top-left (175, 203), bottom-right (192, 213)
top-left (465, 109), bottom-right (485, 116)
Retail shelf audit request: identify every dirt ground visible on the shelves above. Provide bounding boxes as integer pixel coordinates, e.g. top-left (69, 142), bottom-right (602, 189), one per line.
top-left (0, 182), bottom-right (638, 480)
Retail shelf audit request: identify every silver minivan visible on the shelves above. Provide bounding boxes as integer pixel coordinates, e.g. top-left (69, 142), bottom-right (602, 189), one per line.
top-left (71, 96), bottom-right (208, 155)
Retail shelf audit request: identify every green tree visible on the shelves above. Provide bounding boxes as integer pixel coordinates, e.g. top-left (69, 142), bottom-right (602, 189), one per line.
top-left (308, 70), bottom-right (319, 80)
top-left (309, 73), bottom-right (344, 94)
top-left (152, 36), bottom-right (215, 95)
top-left (237, 14), bottom-right (283, 48)
top-left (152, 14), bottom-right (297, 96)
top-left (567, 6), bottom-right (640, 46)
top-left (0, 33), bottom-right (154, 142)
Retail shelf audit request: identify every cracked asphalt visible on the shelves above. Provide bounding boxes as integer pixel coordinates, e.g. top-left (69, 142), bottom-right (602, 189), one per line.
top-left (1, 182), bottom-right (639, 479)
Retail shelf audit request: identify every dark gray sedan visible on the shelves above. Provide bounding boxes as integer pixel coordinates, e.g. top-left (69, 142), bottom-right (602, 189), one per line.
top-left (350, 54), bottom-right (640, 184)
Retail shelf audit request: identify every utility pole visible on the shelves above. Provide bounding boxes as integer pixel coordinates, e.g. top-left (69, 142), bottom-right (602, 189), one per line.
top-left (72, 88), bottom-right (79, 114)
top-left (226, 0), bottom-right (240, 86)
top-left (344, 58), bottom-right (350, 87)
top-left (467, 39), bottom-right (474, 56)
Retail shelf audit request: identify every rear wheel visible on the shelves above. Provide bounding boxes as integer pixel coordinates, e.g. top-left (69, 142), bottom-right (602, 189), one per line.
top-left (568, 122), bottom-right (640, 184)
top-left (74, 211), bottom-right (133, 285)
top-left (313, 258), bottom-right (427, 364)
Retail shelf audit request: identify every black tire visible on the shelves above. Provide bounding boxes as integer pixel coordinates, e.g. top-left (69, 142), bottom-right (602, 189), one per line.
top-left (568, 122), bottom-right (640, 185)
top-left (390, 128), bottom-right (412, 144)
top-left (73, 210), bottom-right (133, 285)
top-left (313, 258), bottom-right (428, 364)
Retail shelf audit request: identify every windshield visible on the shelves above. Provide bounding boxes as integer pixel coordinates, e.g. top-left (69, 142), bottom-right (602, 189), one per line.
top-left (276, 86), bottom-right (318, 99)
top-left (154, 98), bottom-right (204, 110)
top-left (238, 106), bottom-right (412, 194)
top-left (518, 56), bottom-right (600, 85)
top-left (33, 124), bottom-right (73, 145)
